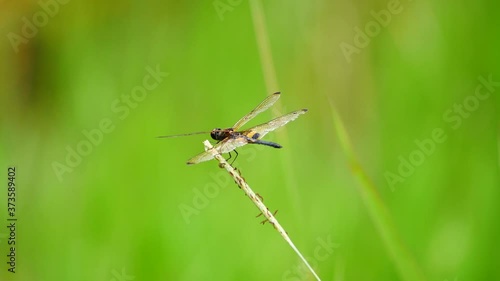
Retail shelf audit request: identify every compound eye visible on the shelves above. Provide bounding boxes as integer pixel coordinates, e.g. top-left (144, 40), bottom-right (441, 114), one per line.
top-left (210, 128), bottom-right (222, 140)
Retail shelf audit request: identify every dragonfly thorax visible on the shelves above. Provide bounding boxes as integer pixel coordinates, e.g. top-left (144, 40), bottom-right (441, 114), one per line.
top-left (210, 128), bottom-right (232, 141)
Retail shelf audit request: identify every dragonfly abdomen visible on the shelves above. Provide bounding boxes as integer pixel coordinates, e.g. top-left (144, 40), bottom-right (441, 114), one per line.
top-left (251, 139), bottom-right (282, 149)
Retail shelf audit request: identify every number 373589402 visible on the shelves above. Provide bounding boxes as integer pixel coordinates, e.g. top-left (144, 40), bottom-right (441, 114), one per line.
top-left (8, 167), bottom-right (16, 214)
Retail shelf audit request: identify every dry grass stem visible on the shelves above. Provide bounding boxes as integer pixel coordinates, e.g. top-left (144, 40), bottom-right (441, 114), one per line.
top-left (203, 140), bottom-right (321, 281)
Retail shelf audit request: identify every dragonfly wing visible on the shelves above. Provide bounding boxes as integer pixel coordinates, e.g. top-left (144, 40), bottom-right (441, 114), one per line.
top-left (243, 109), bottom-right (308, 139)
top-left (232, 92), bottom-right (281, 130)
top-left (186, 137), bottom-right (248, 165)
top-left (186, 150), bottom-right (216, 165)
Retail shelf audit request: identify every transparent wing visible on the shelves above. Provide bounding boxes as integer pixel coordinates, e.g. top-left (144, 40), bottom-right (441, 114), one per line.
top-left (186, 137), bottom-right (248, 165)
top-left (243, 109), bottom-right (308, 139)
top-left (232, 92), bottom-right (281, 130)
top-left (186, 109), bottom-right (307, 165)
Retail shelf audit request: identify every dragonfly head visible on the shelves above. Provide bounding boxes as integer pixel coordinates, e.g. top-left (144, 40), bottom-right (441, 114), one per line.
top-left (210, 128), bottom-right (226, 141)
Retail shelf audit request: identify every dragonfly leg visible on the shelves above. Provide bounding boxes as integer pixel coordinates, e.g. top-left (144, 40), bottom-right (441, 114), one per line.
top-left (224, 150), bottom-right (238, 166)
top-left (231, 149), bottom-right (239, 165)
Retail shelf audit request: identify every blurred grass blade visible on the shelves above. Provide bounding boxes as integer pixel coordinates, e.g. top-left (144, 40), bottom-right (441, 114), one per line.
top-left (329, 100), bottom-right (426, 281)
top-left (497, 128), bottom-right (500, 174)
top-left (249, 0), bottom-right (279, 92)
top-left (249, 0), bottom-right (306, 223)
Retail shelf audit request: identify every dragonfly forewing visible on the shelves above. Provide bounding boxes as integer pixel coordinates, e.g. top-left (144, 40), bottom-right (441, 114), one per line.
top-left (160, 92), bottom-right (307, 165)
top-left (232, 92), bottom-right (281, 130)
top-left (243, 109), bottom-right (308, 139)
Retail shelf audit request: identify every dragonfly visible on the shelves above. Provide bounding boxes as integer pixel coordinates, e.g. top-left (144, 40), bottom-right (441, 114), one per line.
top-left (158, 92), bottom-right (307, 165)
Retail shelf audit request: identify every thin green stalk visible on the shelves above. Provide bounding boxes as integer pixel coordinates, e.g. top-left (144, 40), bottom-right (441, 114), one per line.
top-left (497, 128), bottom-right (500, 175)
top-left (249, 0), bottom-right (279, 93)
top-left (329, 100), bottom-right (427, 281)
top-left (249, 0), bottom-right (305, 221)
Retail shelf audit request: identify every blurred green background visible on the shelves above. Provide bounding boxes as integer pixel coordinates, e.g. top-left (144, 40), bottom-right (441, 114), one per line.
top-left (1, 0), bottom-right (499, 280)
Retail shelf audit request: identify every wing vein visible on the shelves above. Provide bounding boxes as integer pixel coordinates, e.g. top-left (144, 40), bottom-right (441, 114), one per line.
top-left (232, 92), bottom-right (281, 130)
